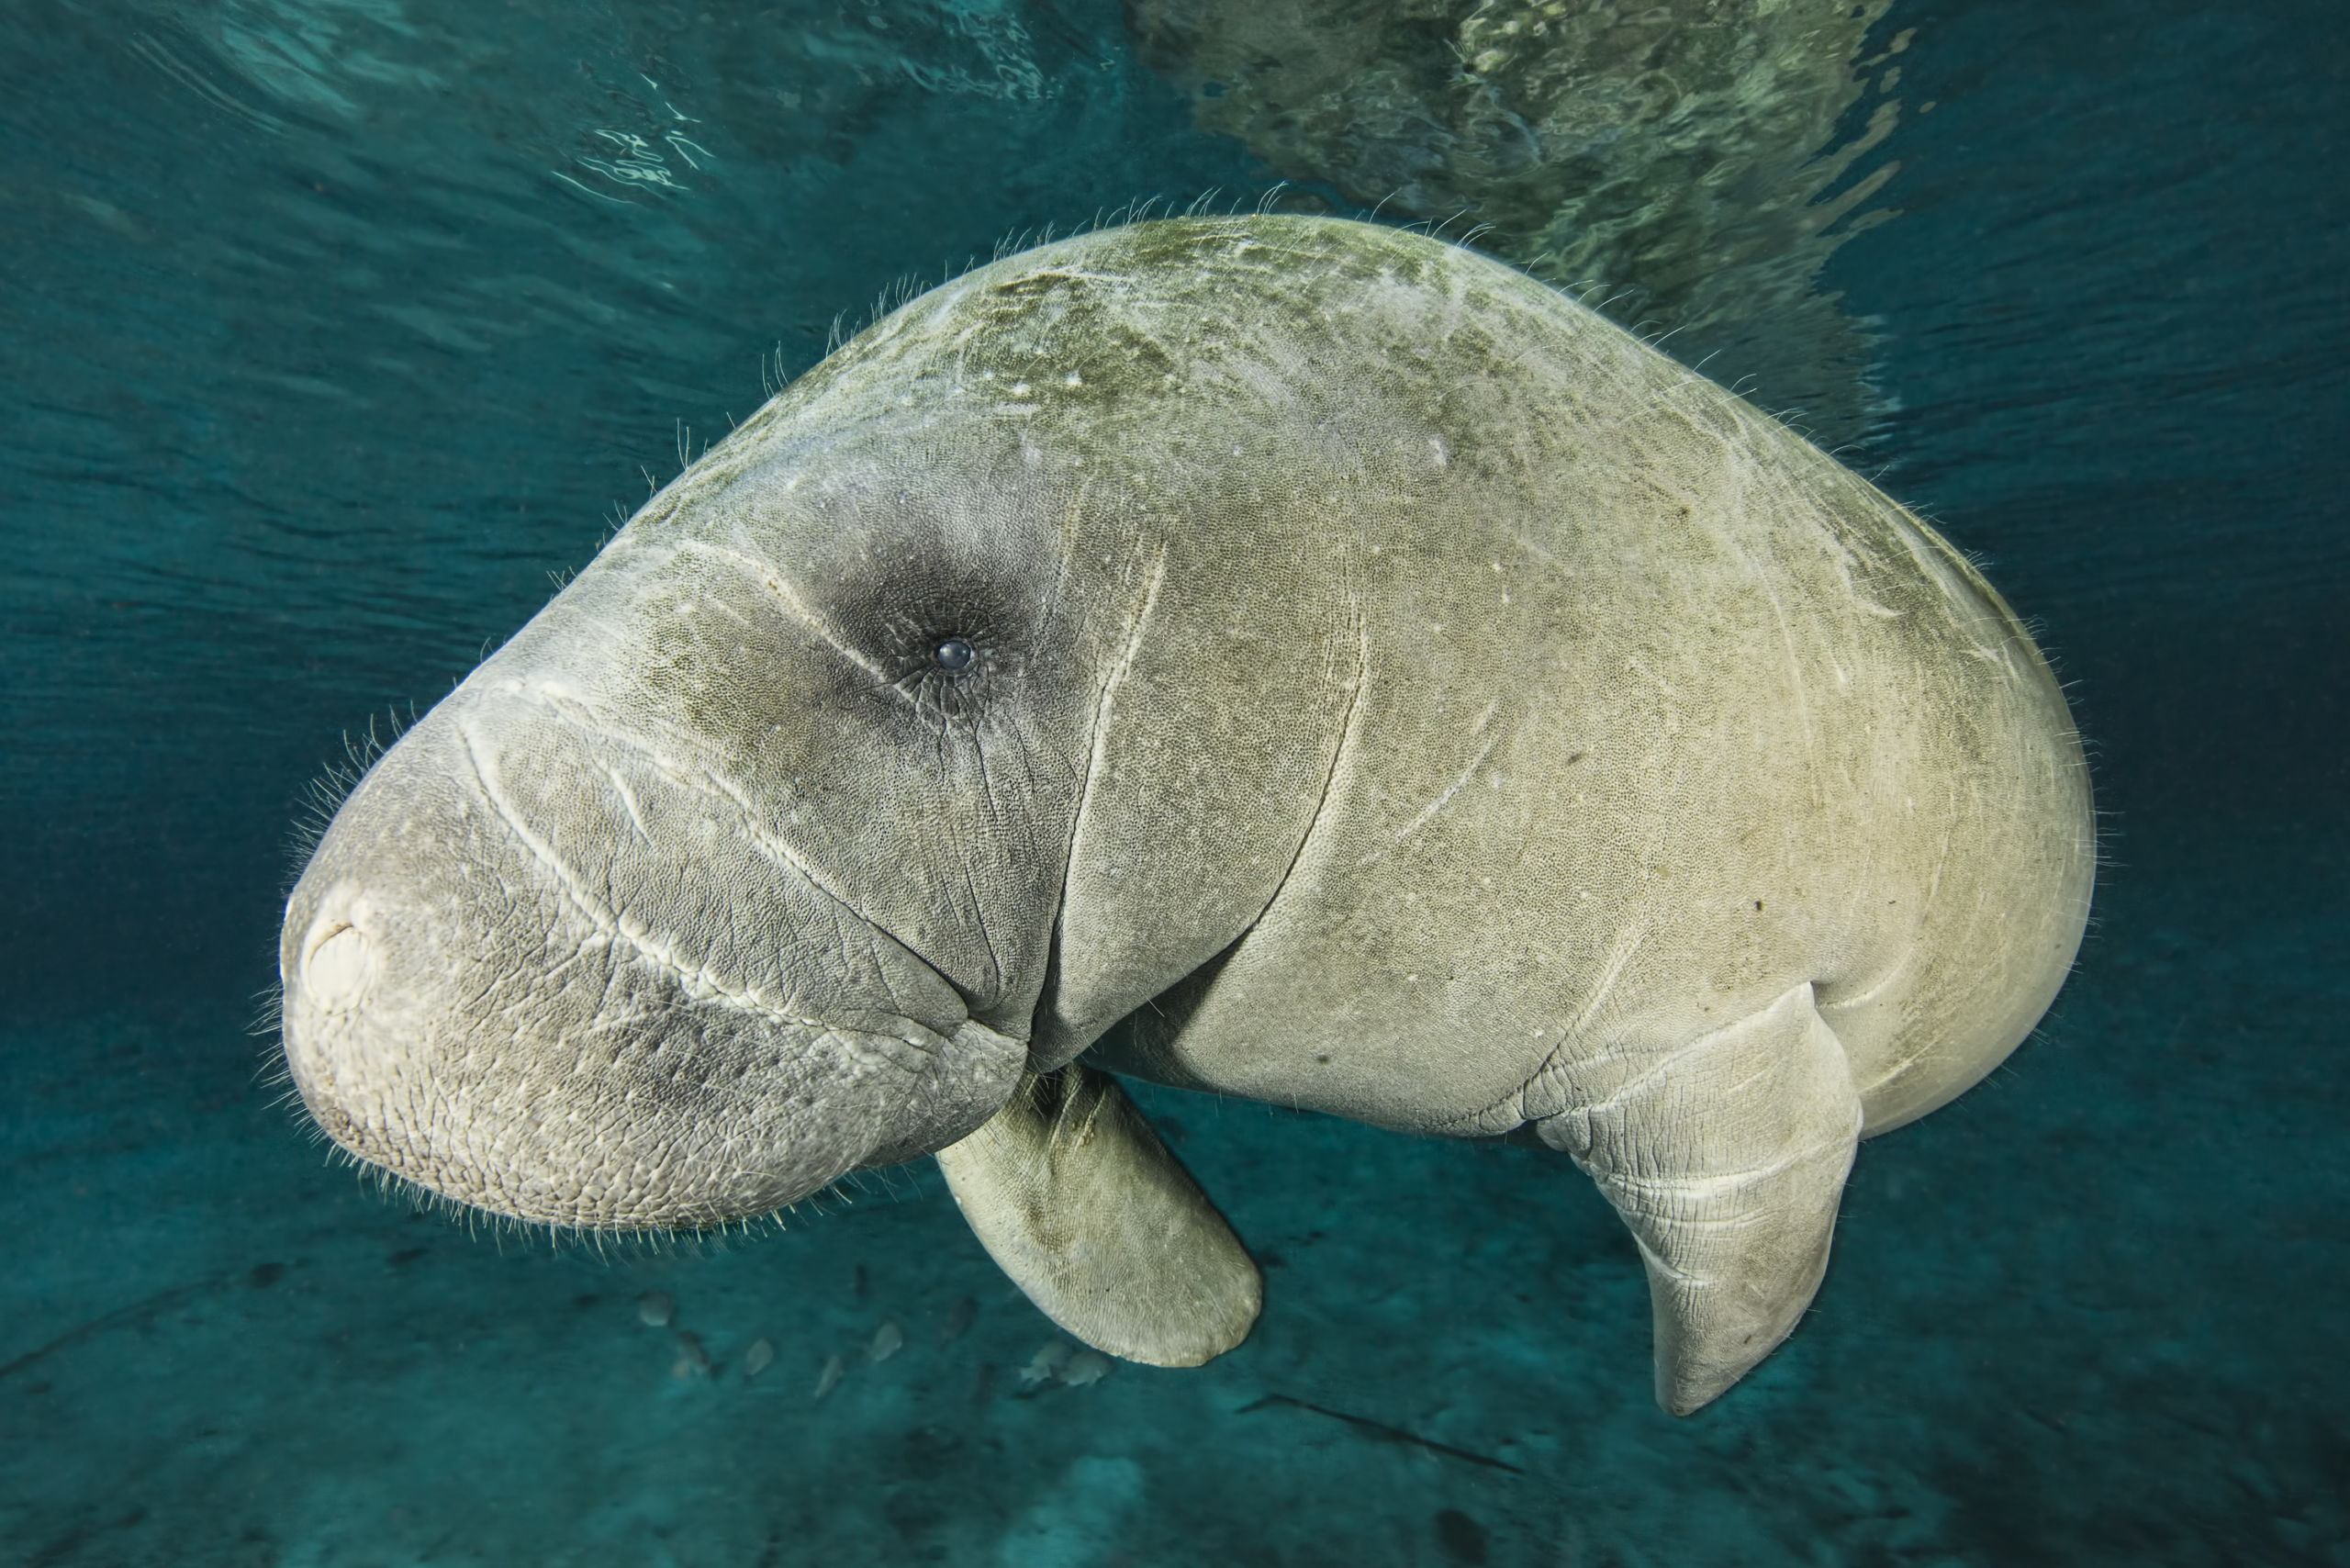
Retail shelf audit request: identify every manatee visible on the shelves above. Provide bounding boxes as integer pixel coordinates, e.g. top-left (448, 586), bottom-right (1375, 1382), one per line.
top-left (279, 215), bottom-right (2094, 1413)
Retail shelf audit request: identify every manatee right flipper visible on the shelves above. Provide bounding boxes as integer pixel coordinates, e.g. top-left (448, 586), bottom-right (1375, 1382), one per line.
top-left (1538, 981), bottom-right (1864, 1415)
top-left (935, 1061), bottom-right (1262, 1367)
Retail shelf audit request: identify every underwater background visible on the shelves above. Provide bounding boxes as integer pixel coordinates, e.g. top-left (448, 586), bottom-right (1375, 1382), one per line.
top-left (2, 0), bottom-right (2344, 1562)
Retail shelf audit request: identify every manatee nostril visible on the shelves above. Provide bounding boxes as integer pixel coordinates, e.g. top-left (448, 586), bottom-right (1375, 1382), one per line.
top-left (303, 922), bottom-right (377, 1012)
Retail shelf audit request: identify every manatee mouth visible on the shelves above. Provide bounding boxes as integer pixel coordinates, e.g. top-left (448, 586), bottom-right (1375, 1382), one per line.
top-left (291, 1002), bottom-right (1022, 1231)
top-left (284, 897), bottom-right (1026, 1230)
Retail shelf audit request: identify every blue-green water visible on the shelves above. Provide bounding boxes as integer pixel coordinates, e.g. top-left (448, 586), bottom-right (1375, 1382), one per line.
top-left (2, 1), bottom-right (2344, 1563)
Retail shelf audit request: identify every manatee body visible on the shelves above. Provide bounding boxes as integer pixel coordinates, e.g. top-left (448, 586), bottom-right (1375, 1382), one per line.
top-left (280, 216), bottom-right (2093, 1413)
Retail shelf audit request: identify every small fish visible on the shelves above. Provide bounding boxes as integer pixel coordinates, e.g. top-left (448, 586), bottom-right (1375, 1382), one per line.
top-left (852, 1262), bottom-right (869, 1302)
top-left (941, 1294), bottom-right (978, 1343)
top-left (812, 1353), bottom-right (845, 1402)
top-left (636, 1291), bottom-right (675, 1327)
top-left (1059, 1348), bottom-right (1113, 1387)
top-left (867, 1319), bottom-right (905, 1362)
top-left (741, 1338), bottom-right (776, 1381)
top-left (1018, 1339), bottom-right (1072, 1390)
top-left (670, 1330), bottom-right (710, 1379)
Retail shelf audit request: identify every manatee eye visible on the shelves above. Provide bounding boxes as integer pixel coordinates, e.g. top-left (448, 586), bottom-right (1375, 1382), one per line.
top-left (933, 636), bottom-right (975, 673)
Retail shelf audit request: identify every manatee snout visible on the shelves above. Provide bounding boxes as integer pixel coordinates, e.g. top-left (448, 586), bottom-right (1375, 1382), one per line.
top-left (279, 689), bottom-right (1024, 1229)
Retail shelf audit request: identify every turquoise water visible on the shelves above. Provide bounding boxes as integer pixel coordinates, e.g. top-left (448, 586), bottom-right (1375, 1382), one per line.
top-left (3, 1), bottom-right (2345, 1563)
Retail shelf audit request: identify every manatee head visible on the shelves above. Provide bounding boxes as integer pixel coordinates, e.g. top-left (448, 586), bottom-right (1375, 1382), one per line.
top-left (275, 310), bottom-right (1128, 1229)
top-left (279, 667), bottom-right (1033, 1228)
top-left (279, 216), bottom-right (1438, 1231)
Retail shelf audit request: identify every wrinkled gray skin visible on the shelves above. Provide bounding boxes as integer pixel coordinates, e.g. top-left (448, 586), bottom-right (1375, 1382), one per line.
top-left (281, 217), bottom-right (2094, 1413)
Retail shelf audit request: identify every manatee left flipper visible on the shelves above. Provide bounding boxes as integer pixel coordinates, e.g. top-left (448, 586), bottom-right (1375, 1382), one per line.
top-left (935, 1061), bottom-right (1262, 1367)
top-left (1538, 981), bottom-right (1864, 1415)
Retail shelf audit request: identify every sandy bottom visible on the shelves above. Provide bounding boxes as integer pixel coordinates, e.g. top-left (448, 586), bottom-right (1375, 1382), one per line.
top-left (2, 820), bottom-right (2343, 1567)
